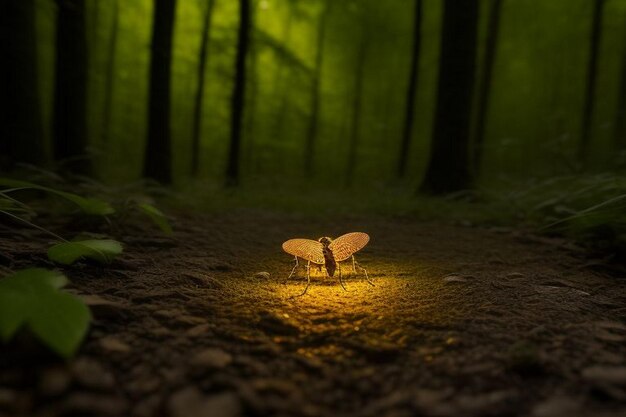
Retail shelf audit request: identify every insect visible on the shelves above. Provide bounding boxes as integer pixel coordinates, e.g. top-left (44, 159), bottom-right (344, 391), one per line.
top-left (282, 232), bottom-right (373, 296)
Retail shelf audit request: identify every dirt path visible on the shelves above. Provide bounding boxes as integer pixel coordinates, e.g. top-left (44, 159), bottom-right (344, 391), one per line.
top-left (1, 210), bottom-right (625, 417)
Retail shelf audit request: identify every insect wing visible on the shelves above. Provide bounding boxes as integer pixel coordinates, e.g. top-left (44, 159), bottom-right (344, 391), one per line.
top-left (329, 232), bottom-right (369, 262)
top-left (282, 239), bottom-right (325, 264)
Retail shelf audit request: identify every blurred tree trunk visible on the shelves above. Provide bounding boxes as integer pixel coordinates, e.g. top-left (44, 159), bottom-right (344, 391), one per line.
top-left (579, 0), bottom-right (605, 163)
top-left (270, 7), bottom-right (294, 156)
top-left (244, 24), bottom-right (258, 174)
top-left (614, 42), bottom-right (626, 152)
top-left (304, 1), bottom-right (331, 176)
top-left (420, 0), bottom-right (478, 194)
top-left (397, 0), bottom-right (423, 179)
top-left (191, 0), bottom-right (215, 177)
top-left (101, 0), bottom-right (119, 145)
top-left (53, 0), bottom-right (91, 175)
top-left (89, 0), bottom-right (99, 46)
top-left (0, 0), bottom-right (46, 170)
top-left (473, 0), bottom-right (503, 176)
top-left (143, 0), bottom-right (176, 184)
top-left (345, 34), bottom-right (368, 187)
top-left (226, 0), bottom-right (251, 186)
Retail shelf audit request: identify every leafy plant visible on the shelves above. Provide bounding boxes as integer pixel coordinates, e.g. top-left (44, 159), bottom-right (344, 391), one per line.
top-left (48, 240), bottom-right (124, 265)
top-left (484, 174), bottom-right (626, 259)
top-left (0, 268), bottom-right (91, 358)
top-left (0, 178), bottom-right (114, 215)
top-left (0, 177), bottom-right (172, 236)
top-left (136, 202), bottom-right (172, 234)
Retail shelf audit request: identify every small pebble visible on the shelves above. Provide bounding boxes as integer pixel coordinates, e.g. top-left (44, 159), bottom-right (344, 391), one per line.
top-left (191, 348), bottom-right (233, 368)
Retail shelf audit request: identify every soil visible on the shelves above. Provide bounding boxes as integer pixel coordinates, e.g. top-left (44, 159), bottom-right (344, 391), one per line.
top-left (0, 209), bottom-right (625, 417)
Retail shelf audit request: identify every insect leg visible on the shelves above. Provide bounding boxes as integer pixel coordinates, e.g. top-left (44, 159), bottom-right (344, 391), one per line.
top-left (354, 256), bottom-right (374, 286)
top-left (287, 256), bottom-right (299, 280)
top-left (352, 255), bottom-right (357, 273)
top-left (338, 263), bottom-right (347, 291)
top-left (298, 261), bottom-right (311, 296)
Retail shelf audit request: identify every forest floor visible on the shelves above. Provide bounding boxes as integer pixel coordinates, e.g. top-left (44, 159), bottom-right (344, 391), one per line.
top-left (1, 209), bottom-right (626, 417)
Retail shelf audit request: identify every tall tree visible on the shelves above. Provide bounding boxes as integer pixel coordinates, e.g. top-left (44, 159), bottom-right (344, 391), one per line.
top-left (242, 2), bottom-right (258, 174)
top-left (397, 0), bottom-right (423, 179)
top-left (303, 1), bottom-right (331, 176)
top-left (345, 33), bottom-right (368, 187)
top-left (614, 38), bottom-right (626, 153)
top-left (143, 0), bottom-right (176, 184)
top-left (100, 0), bottom-right (119, 145)
top-left (579, 0), bottom-right (606, 163)
top-left (0, 0), bottom-right (46, 170)
top-left (473, 0), bottom-right (503, 175)
top-left (53, 0), bottom-right (91, 175)
top-left (190, 0), bottom-right (216, 177)
top-left (226, 0), bottom-right (251, 186)
top-left (269, 6), bottom-right (295, 149)
top-left (420, 0), bottom-right (479, 194)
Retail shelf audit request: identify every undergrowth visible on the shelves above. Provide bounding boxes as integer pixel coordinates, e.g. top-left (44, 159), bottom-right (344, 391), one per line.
top-left (0, 168), bottom-right (172, 357)
top-left (174, 173), bottom-right (626, 262)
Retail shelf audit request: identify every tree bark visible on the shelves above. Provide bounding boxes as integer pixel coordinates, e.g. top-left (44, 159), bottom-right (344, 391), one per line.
top-left (579, 0), bottom-right (605, 163)
top-left (420, 0), bottom-right (479, 194)
top-left (53, 0), bottom-right (91, 175)
top-left (304, 1), bottom-right (331, 176)
top-left (143, 0), bottom-right (176, 184)
top-left (269, 7), bottom-right (294, 150)
top-left (191, 0), bottom-right (215, 177)
top-left (473, 0), bottom-right (503, 176)
top-left (0, 0), bottom-right (46, 170)
top-left (101, 0), bottom-right (119, 145)
top-left (397, 0), bottom-right (423, 179)
top-left (614, 39), bottom-right (626, 153)
top-left (345, 34), bottom-right (368, 187)
top-left (226, 0), bottom-right (251, 186)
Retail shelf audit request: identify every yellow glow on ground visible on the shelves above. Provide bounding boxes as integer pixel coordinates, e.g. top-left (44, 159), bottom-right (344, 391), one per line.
top-left (222, 260), bottom-right (456, 362)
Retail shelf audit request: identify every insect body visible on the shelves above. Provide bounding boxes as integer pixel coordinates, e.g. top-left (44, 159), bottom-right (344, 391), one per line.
top-left (282, 232), bottom-right (373, 295)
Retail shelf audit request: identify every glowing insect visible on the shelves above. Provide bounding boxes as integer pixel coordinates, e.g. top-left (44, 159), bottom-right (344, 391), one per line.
top-left (282, 232), bottom-right (373, 295)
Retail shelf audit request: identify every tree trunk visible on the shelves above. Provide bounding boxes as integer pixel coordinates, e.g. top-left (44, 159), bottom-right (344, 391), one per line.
top-left (345, 34), bottom-right (368, 187)
top-left (397, 0), bottom-right (423, 179)
top-left (473, 0), bottom-right (503, 176)
top-left (269, 7), bottom-right (294, 153)
top-left (143, 0), bottom-right (176, 184)
top-left (419, 0), bottom-right (479, 194)
top-left (53, 0), bottom-right (91, 175)
top-left (613, 40), bottom-right (626, 153)
top-left (579, 0), bottom-right (605, 163)
top-left (0, 0), bottom-right (46, 170)
top-left (225, 0), bottom-right (251, 186)
top-left (101, 0), bottom-right (119, 145)
top-left (190, 0), bottom-right (215, 177)
top-left (304, 1), bottom-right (331, 176)
top-left (243, 5), bottom-right (259, 175)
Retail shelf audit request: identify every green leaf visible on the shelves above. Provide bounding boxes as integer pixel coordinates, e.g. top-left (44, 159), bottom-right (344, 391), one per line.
top-left (29, 290), bottom-right (90, 358)
top-left (0, 178), bottom-right (114, 216)
top-left (137, 203), bottom-right (173, 234)
top-left (48, 240), bottom-right (123, 265)
top-left (0, 268), bottom-right (90, 358)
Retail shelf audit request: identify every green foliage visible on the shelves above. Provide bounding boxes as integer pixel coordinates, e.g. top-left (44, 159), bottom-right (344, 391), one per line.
top-left (0, 191), bottom-right (34, 216)
top-left (0, 268), bottom-right (91, 358)
top-left (0, 178), bottom-right (114, 215)
top-left (482, 174), bottom-right (626, 257)
top-left (0, 178), bottom-right (172, 235)
top-left (48, 240), bottom-right (124, 265)
top-left (254, 28), bottom-right (312, 75)
top-left (136, 203), bottom-right (173, 234)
